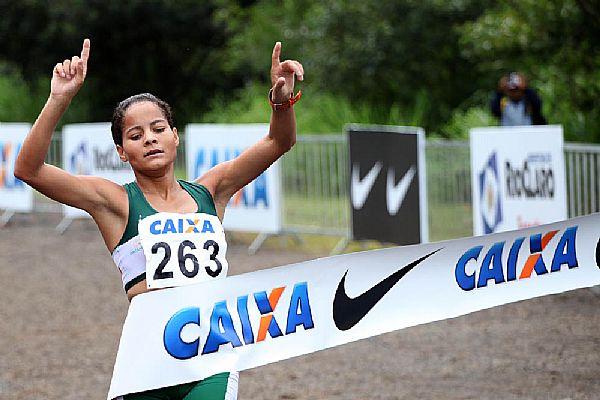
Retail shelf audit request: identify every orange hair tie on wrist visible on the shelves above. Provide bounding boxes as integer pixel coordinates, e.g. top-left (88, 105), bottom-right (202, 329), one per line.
top-left (268, 89), bottom-right (302, 111)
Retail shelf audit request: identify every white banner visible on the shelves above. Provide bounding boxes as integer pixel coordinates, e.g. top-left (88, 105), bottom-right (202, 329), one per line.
top-left (185, 124), bottom-right (282, 233)
top-left (470, 125), bottom-right (567, 236)
top-left (109, 213), bottom-right (600, 399)
top-left (62, 123), bottom-right (134, 218)
top-left (0, 123), bottom-right (33, 212)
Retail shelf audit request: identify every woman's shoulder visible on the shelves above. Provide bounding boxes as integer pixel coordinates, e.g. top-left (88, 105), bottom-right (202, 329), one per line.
top-left (79, 175), bottom-right (128, 210)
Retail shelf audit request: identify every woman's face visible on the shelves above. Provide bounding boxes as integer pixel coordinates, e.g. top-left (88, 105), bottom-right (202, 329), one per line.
top-left (117, 101), bottom-right (179, 175)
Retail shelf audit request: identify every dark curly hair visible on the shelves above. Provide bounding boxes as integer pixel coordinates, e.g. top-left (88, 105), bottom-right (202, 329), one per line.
top-left (111, 93), bottom-right (174, 146)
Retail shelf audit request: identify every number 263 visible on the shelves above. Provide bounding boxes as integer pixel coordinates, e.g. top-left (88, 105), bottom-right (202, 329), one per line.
top-left (152, 240), bottom-right (222, 280)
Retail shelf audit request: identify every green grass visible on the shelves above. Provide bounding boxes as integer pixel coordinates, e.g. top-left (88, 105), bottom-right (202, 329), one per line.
top-left (198, 83), bottom-right (429, 134)
top-left (428, 202), bottom-right (473, 242)
top-left (282, 193), bottom-right (473, 249)
top-left (283, 194), bottom-right (349, 232)
top-left (284, 194), bottom-right (472, 240)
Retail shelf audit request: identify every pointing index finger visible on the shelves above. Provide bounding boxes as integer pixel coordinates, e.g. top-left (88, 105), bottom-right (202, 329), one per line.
top-left (271, 42), bottom-right (281, 67)
top-left (80, 38), bottom-right (90, 77)
top-left (80, 38), bottom-right (90, 63)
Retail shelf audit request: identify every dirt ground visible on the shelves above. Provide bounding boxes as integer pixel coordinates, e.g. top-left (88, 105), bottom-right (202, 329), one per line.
top-left (2, 215), bottom-right (600, 400)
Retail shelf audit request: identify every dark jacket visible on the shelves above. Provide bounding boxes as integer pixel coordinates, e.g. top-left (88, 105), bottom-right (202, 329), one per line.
top-left (490, 88), bottom-right (547, 125)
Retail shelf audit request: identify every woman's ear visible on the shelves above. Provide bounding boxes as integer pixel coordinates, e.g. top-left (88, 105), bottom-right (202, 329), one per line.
top-left (173, 127), bottom-right (179, 146)
top-left (116, 145), bottom-right (128, 162)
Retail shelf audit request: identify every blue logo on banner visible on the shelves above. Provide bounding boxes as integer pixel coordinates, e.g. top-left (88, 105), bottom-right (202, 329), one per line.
top-left (0, 141), bottom-right (25, 188)
top-left (69, 141), bottom-right (92, 175)
top-left (163, 282), bottom-right (314, 360)
top-left (194, 148), bottom-right (269, 208)
top-left (479, 152), bottom-right (502, 234)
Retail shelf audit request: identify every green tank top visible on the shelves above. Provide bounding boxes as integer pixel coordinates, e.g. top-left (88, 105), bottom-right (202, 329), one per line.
top-left (117, 180), bottom-right (217, 248)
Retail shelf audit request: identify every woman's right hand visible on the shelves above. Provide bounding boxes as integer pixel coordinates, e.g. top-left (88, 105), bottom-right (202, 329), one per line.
top-left (50, 38), bottom-right (90, 101)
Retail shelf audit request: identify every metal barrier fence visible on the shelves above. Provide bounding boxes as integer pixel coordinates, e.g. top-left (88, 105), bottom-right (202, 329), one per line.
top-left (40, 133), bottom-right (600, 241)
top-left (281, 135), bottom-right (349, 236)
top-left (45, 132), bottom-right (63, 167)
top-left (422, 139), bottom-right (473, 241)
top-left (281, 137), bottom-right (475, 241)
top-left (564, 143), bottom-right (600, 217)
top-left (281, 137), bottom-right (600, 241)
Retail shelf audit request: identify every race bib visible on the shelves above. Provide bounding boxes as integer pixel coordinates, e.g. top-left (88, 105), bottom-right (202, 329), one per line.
top-left (138, 212), bottom-right (228, 289)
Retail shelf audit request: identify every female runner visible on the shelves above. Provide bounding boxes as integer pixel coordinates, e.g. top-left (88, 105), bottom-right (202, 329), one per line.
top-left (14, 39), bottom-right (304, 400)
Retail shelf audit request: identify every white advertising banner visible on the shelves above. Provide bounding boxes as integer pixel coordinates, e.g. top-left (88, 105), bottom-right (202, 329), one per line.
top-left (62, 123), bottom-right (134, 218)
top-left (109, 213), bottom-right (600, 399)
top-left (185, 124), bottom-right (281, 233)
top-left (470, 125), bottom-right (567, 236)
top-left (0, 123), bottom-right (33, 212)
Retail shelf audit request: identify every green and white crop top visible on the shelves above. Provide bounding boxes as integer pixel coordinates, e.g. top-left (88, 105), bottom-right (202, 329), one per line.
top-left (112, 180), bottom-right (219, 291)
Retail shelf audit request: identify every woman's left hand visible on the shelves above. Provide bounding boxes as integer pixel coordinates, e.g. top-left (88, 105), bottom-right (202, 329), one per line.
top-left (270, 42), bottom-right (304, 104)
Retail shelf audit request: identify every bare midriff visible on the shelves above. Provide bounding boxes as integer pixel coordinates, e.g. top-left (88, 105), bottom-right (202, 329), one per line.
top-left (126, 279), bottom-right (158, 302)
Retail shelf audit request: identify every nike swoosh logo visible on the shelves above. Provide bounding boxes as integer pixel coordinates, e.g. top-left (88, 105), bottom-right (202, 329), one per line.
top-left (333, 248), bottom-right (442, 331)
top-left (351, 162), bottom-right (382, 209)
top-left (386, 166), bottom-right (416, 215)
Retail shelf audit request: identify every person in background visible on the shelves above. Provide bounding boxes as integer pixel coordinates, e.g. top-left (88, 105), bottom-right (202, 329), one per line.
top-left (490, 72), bottom-right (547, 126)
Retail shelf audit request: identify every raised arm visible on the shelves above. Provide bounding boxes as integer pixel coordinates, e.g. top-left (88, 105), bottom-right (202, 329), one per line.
top-left (197, 42), bottom-right (304, 217)
top-left (14, 39), bottom-right (124, 215)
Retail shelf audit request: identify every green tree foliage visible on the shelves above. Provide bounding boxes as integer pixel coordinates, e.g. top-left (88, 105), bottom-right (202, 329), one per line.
top-left (0, 0), bottom-right (597, 141)
top-left (218, 0), bottom-right (493, 134)
top-left (459, 0), bottom-right (600, 141)
top-left (0, 0), bottom-right (244, 125)
top-left (0, 61), bottom-right (89, 124)
top-left (200, 82), bottom-right (429, 134)
top-left (0, 63), bottom-right (44, 122)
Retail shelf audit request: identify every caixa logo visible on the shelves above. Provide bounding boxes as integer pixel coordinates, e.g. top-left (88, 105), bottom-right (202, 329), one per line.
top-left (163, 282), bottom-right (314, 360)
top-left (150, 218), bottom-right (215, 235)
top-left (193, 148), bottom-right (269, 208)
top-left (455, 226), bottom-right (578, 291)
top-left (0, 141), bottom-right (25, 188)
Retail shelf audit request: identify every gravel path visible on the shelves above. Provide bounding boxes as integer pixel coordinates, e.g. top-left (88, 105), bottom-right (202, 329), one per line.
top-left (1, 218), bottom-right (599, 400)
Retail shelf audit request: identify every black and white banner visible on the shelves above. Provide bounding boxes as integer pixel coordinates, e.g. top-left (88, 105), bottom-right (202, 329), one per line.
top-left (347, 125), bottom-right (427, 244)
top-left (108, 213), bottom-right (600, 399)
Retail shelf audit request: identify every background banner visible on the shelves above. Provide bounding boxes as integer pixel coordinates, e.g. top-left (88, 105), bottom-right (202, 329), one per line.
top-left (347, 124), bottom-right (428, 244)
top-left (0, 123), bottom-right (33, 212)
top-left (62, 123), bottom-right (134, 218)
top-left (470, 125), bottom-right (567, 236)
top-left (109, 213), bottom-right (600, 399)
top-left (185, 124), bottom-right (281, 233)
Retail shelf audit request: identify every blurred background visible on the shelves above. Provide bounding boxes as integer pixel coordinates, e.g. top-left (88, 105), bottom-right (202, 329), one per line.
top-left (0, 0), bottom-right (598, 142)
